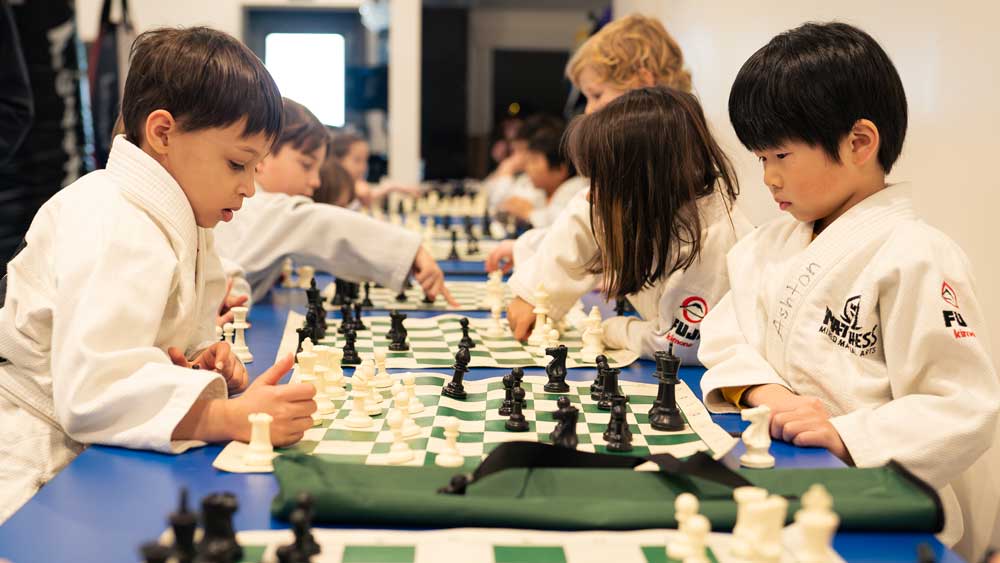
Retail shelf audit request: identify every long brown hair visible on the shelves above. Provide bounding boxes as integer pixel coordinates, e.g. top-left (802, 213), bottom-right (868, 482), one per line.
top-left (565, 86), bottom-right (739, 300)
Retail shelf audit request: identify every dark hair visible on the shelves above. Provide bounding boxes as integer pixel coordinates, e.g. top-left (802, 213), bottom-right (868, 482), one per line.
top-left (566, 86), bottom-right (739, 299)
top-left (328, 130), bottom-right (366, 160)
top-left (513, 114), bottom-right (563, 143)
top-left (272, 98), bottom-right (329, 157)
top-left (527, 119), bottom-right (577, 177)
top-left (313, 150), bottom-right (356, 206)
top-left (122, 27), bottom-right (282, 146)
top-left (728, 22), bottom-right (907, 173)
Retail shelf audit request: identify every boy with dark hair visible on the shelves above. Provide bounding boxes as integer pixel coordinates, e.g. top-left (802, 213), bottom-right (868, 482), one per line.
top-left (699, 22), bottom-right (998, 558)
top-left (0, 27), bottom-right (316, 522)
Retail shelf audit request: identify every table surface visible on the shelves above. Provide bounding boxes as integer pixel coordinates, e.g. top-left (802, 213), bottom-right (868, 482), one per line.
top-left (0, 268), bottom-right (959, 563)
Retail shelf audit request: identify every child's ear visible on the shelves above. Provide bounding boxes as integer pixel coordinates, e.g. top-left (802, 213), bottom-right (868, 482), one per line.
top-left (847, 118), bottom-right (880, 167)
top-left (143, 109), bottom-right (176, 155)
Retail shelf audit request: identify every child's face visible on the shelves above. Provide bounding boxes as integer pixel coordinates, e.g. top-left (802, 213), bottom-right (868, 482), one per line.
top-left (578, 66), bottom-right (629, 115)
top-left (339, 141), bottom-right (369, 183)
top-left (257, 144), bottom-right (325, 198)
top-left (525, 151), bottom-right (569, 194)
top-left (159, 118), bottom-right (268, 228)
top-left (754, 139), bottom-right (859, 231)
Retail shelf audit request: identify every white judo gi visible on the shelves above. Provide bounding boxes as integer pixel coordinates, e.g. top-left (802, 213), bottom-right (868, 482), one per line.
top-left (698, 183), bottom-right (1000, 558)
top-left (0, 137), bottom-right (230, 522)
top-left (509, 188), bottom-right (753, 365)
top-left (526, 176), bottom-right (589, 229)
top-left (214, 189), bottom-right (422, 302)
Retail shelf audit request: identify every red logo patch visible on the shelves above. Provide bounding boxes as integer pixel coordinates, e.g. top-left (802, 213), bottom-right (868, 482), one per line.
top-left (680, 296), bottom-right (708, 324)
top-left (941, 281), bottom-right (958, 309)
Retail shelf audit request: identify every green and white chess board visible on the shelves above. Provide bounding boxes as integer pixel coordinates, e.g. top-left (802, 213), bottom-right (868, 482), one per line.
top-left (202, 526), bottom-right (843, 563)
top-left (212, 373), bottom-right (736, 473)
top-left (323, 281), bottom-right (511, 312)
top-left (278, 312), bottom-right (639, 369)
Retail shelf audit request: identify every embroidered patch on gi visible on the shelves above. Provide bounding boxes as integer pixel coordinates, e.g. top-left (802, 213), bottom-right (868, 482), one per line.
top-left (667, 295), bottom-right (707, 347)
top-left (943, 310), bottom-right (976, 339)
top-left (818, 294), bottom-right (879, 357)
top-left (680, 295), bottom-right (708, 324)
top-left (941, 281), bottom-right (958, 309)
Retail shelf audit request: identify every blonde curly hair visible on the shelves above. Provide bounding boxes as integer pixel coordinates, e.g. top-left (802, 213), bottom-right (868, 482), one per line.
top-left (566, 14), bottom-right (692, 93)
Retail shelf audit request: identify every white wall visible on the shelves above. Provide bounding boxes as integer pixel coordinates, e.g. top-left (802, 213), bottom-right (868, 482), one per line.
top-left (387, 0), bottom-right (420, 183)
top-left (614, 0), bottom-right (1000, 364)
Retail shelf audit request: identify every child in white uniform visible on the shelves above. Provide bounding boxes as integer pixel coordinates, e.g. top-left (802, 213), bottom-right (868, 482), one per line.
top-left (0, 28), bottom-right (316, 522)
top-left (698, 22), bottom-right (999, 559)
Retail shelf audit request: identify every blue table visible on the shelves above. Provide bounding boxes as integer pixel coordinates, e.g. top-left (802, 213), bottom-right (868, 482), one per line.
top-left (0, 288), bottom-right (958, 563)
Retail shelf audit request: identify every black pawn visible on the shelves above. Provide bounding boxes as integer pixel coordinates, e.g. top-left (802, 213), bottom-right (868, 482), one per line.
top-left (447, 229), bottom-right (460, 260)
top-left (605, 395), bottom-right (633, 452)
top-left (511, 367), bottom-right (527, 407)
top-left (590, 354), bottom-right (608, 399)
top-left (288, 494), bottom-right (320, 557)
top-left (597, 367), bottom-right (622, 410)
top-left (338, 303), bottom-right (353, 334)
top-left (140, 542), bottom-right (172, 563)
top-left (543, 345), bottom-right (569, 392)
top-left (442, 346), bottom-right (470, 399)
top-left (499, 371), bottom-right (514, 416)
top-left (169, 488), bottom-right (197, 563)
top-left (458, 317), bottom-right (476, 348)
top-left (342, 328), bottom-right (361, 365)
top-left (198, 492), bottom-right (242, 563)
top-left (648, 345), bottom-right (685, 431)
top-left (505, 387), bottom-right (529, 432)
top-left (353, 301), bottom-right (367, 331)
top-left (395, 289), bottom-right (408, 302)
top-left (421, 293), bottom-right (435, 304)
top-left (361, 282), bottom-right (373, 307)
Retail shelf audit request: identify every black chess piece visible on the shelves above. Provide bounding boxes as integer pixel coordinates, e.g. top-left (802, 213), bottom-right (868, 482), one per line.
top-left (353, 301), bottom-right (367, 331)
top-left (543, 345), bottom-right (569, 392)
top-left (505, 387), bottom-right (529, 431)
top-left (331, 279), bottom-right (346, 306)
top-left (458, 317), bottom-right (476, 349)
top-left (550, 396), bottom-right (580, 449)
top-left (140, 541), bottom-right (172, 563)
top-left (591, 355), bottom-right (609, 399)
top-left (198, 492), bottom-right (242, 563)
top-left (442, 346), bottom-right (470, 399)
top-left (395, 289), bottom-right (408, 302)
top-left (597, 367), bottom-right (622, 410)
top-left (511, 367), bottom-right (527, 407)
top-left (388, 311), bottom-right (410, 352)
top-left (548, 396), bottom-right (570, 443)
top-left (289, 494), bottom-right (320, 556)
top-left (338, 303), bottom-right (353, 334)
top-left (361, 282), bottom-right (373, 307)
top-left (347, 281), bottom-right (360, 301)
top-left (169, 488), bottom-right (197, 563)
top-left (421, 293), bottom-right (435, 304)
top-left (605, 395), bottom-right (633, 452)
top-left (648, 345), bottom-right (685, 431)
top-left (614, 297), bottom-right (635, 316)
top-left (447, 229), bottom-right (460, 260)
top-left (342, 328), bottom-right (361, 365)
top-left (499, 370), bottom-right (514, 416)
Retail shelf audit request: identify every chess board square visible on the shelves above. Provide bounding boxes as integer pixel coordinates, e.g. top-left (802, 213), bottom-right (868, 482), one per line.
top-left (436, 405), bottom-right (488, 421)
top-left (642, 433), bottom-right (702, 446)
top-left (428, 426), bottom-right (484, 442)
top-left (313, 440), bottom-right (377, 456)
top-left (494, 545), bottom-right (566, 563)
top-left (342, 545), bottom-right (416, 563)
top-left (485, 419), bottom-right (537, 432)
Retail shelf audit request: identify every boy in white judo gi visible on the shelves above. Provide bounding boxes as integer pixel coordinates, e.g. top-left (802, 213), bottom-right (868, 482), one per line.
top-left (699, 22), bottom-right (999, 559)
top-left (0, 27), bottom-right (316, 523)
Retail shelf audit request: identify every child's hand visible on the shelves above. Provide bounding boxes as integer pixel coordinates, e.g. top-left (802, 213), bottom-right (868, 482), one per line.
top-left (216, 277), bottom-right (249, 327)
top-left (485, 240), bottom-right (515, 273)
top-left (226, 354), bottom-right (316, 446)
top-left (500, 196), bottom-right (535, 222)
top-left (168, 342), bottom-right (249, 394)
top-left (744, 383), bottom-right (815, 414)
top-left (771, 402), bottom-right (852, 464)
top-left (506, 297), bottom-right (536, 341)
top-left (411, 246), bottom-right (459, 306)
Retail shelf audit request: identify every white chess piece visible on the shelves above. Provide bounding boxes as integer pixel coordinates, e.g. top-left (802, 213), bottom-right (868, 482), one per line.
top-left (486, 303), bottom-right (506, 338)
top-left (739, 405), bottom-right (775, 468)
top-left (795, 484), bottom-right (839, 563)
top-left (681, 514), bottom-right (710, 563)
top-left (355, 362), bottom-right (382, 416)
top-left (546, 327), bottom-right (560, 349)
top-left (281, 257), bottom-right (294, 288)
top-left (745, 495), bottom-right (788, 563)
top-left (230, 307), bottom-right (253, 363)
top-left (344, 387), bottom-right (373, 429)
top-left (435, 417), bottom-right (464, 468)
top-left (295, 344), bottom-right (317, 381)
top-left (373, 349), bottom-right (393, 388)
top-left (581, 307), bottom-right (605, 360)
top-left (527, 284), bottom-right (550, 346)
top-left (324, 348), bottom-right (347, 399)
top-left (402, 373), bottom-right (424, 414)
top-left (311, 363), bottom-right (335, 416)
top-left (215, 325), bottom-right (223, 342)
top-left (395, 389), bottom-right (421, 438)
top-left (385, 410), bottom-right (414, 464)
top-left (667, 492), bottom-right (699, 559)
top-left (243, 413), bottom-right (274, 467)
top-left (730, 486), bottom-right (769, 558)
top-left (297, 265), bottom-right (315, 289)
top-left (222, 322), bottom-right (235, 345)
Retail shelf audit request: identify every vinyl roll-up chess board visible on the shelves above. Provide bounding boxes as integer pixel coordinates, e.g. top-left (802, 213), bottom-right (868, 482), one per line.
top-left (212, 373), bottom-right (736, 473)
top-left (323, 281), bottom-right (511, 312)
top-left (187, 526), bottom-right (843, 563)
top-left (278, 312), bottom-right (639, 369)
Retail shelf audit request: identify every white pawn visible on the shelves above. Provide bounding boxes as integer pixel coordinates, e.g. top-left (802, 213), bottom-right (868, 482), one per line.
top-left (486, 303), bottom-right (506, 338)
top-left (527, 284), bottom-right (550, 346)
top-left (385, 410), bottom-right (414, 465)
top-left (402, 373), bottom-right (424, 414)
top-left (311, 363), bottom-right (335, 415)
top-left (796, 484), bottom-right (839, 563)
top-left (667, 492), bottom-right (699, 559)
top-left (324, 348), bottom-right (347, 399)
top-left (215, 325), bottom-right (223, 342)
top-left (345, 391), bottom-right (373, 429)
top-left (581, 307), bottom-right (605, 360)
top-left (222, 322), bottom-right (235, 345)
top-left (681, 514), bottom-right (710, 563)
top-left (243, 413), bottom-right (274, 467)
top-left (281, 257), bottom-right (295, 287)
top-left (740, 405), bottom-right (775, 468)
top-left (546, 326), bottom-right (560, 349)
top-left (395, 389), bottom-right (421, 438)
top-left (363, 361), bottom-right (384, 415)
top-left (354, 363), bottom-right (381, 416)
top-left (435, 417), bottom-right (464, 468)
top-left (730, 486), bottom-right (769, 558)
top-left (373, 349), bottom-right (393, 388)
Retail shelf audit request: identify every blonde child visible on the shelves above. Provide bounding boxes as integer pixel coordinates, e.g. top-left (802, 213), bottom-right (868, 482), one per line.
top-left (0, 28), bottom-right (315, 522)
top-left (699, 22), bottom-right (998, 558)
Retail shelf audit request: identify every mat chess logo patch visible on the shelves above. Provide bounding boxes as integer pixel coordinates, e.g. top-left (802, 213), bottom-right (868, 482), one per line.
top-left (819, 295), bottom-right (879, 357)
top-left (941, 281), bottom-right (959, 309)
top-left (668, 295), bottom-right (707, 347)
